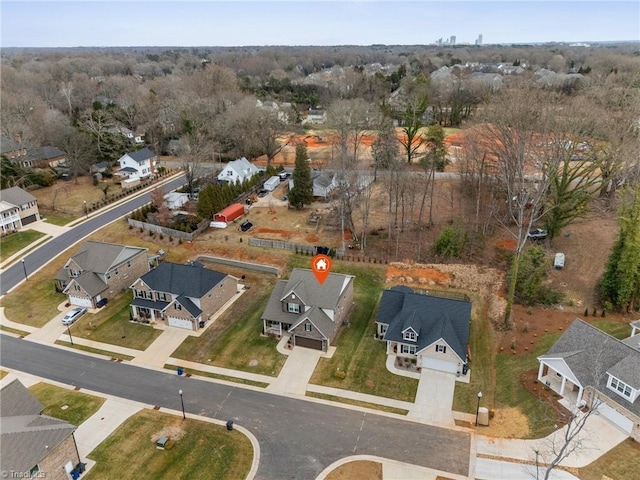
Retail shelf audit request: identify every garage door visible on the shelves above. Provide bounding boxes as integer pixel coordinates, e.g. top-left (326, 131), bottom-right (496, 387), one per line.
top-left (68, 296), bottom-right (92, 308)
top-left (168, 316), bottom-right (193, 330)
top-left (419, 356), bottom-right (458, 374)
top-left (294, 336), bottom-right (323, 350)
top-left (21, 214), bottom-right (37, 225)
top-left (597, 402), bottom-right (634, 434)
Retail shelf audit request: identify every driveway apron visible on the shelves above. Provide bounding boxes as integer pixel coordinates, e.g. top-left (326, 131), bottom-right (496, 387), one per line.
top-left (408, 368), bottom-right (456, 426)
top-left (267, 346), bottom-right (322, 395)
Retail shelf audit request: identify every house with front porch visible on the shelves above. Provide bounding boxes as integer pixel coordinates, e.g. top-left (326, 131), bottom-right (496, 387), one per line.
top-left (262, 268), bottom-right (354, 351)
top-left (376, 286), bottom-right (472, 375)
top-left (129, 262), bottom-right (238, 331)
top-left (0, 186), bottom-right (40, 229)
top-left (117, 147), bottom-right (157, 180)
top-left (55, 241), bottom-right (149, 308)
top-left (537, 319), bottom-right (640, 441)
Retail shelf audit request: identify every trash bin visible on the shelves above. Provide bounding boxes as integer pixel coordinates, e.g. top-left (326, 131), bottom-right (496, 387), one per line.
top-left (177, 367), bottom-right (184, 376)
top-left (477, 407), bottom-right (489, 426)
top-left (226, 419), bottom-right (234, 431)
top-left (199, 321), bottom-right (205, 328)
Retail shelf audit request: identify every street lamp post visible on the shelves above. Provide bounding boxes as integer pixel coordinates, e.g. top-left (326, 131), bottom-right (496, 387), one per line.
top-left (476, 391), bottom-right (483, 427)
top-left (21, 259), bottom-right (28, 281)
top-left (67, 324), bottom-right (74, 346)
top-left (179, 389), bottom-right (185, 420)
top-left (84, 200), bottom-right (88, 218)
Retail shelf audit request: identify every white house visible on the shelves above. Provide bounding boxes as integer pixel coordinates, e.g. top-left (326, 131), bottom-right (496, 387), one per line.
top-left (164, 192), bottom-right (190, 210)
top-left (117, 148), bottom-right (157, 180)
top-left (217, 157), bottom-right (259, 184)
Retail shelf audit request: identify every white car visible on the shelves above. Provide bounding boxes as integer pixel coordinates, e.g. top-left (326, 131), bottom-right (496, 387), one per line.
top-left (62, 307), bottom-right (87, 325)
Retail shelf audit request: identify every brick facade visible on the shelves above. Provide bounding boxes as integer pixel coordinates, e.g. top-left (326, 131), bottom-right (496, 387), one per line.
top-left (34, 434), bottom-right (79, 480)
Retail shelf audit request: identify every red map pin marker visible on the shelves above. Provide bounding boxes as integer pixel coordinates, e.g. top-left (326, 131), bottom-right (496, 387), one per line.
top-left (311, 254), bottom-right (332, 285)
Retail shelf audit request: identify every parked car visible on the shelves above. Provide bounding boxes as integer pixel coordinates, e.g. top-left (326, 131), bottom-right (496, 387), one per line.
top-left (240, 220), bottom-right (253, 232)
top-left (257, 189), bottom-right (268, 198)
top-left (62, 307), bottom-right (87, 325)
top-left (527, 228), bottom-right (548, 240)
top-left (278, 172), bottom-right (291, 181)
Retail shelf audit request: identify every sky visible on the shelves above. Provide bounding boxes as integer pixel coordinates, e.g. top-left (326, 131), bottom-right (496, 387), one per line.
top-left (1, 1), bottom-right (639, 48)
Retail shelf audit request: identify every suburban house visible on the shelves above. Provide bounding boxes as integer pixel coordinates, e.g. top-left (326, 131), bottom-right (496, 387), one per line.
top-left (376, 286), bottom-right (472, 375)
top-left (22, 146), bottom-right (67, 169)
top-left (0, 186), bottom-right (40, 232)
top-left (55, 241), bottom-right (149, 308)
top-left (0, 379), bottom-right (84, 480)
top-left (537, 319), bottom-right (640, 441)
top-left (116, 147), bottom-right (157, 180)
top-left (303, 108), bottom-right (327, 124)
top-left (164, 192), bottom-right (190, 210)
top-left (288, 171), bottom-right (337, 200)
top-left (0, 135), bottom-right (28, 161)
top-left (217, 157), bottom-right (260, 184)
top-left (118, 127), bottom-right (144, 145)
top-left (129, 261), bottom-right (239, 331)
top-left (262, 268), bottom-right (355, 351)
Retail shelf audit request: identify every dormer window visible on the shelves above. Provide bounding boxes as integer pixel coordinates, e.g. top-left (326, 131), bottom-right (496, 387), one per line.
top-left (608, 376), bottom-right (632, 400)
top-left (403, 330), bottom-right (417, 342)
top-left (287, 303), bottom-right (301, 314)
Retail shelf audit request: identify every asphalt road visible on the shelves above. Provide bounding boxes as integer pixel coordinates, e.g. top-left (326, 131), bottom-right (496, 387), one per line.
top-left (1, 336), bottom-right (471, 479)
top-left (0, 175), bottom-right (186, 295)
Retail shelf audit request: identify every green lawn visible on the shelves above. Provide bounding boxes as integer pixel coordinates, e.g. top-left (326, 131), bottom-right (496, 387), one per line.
top-left (306, 392), bottom-right (409, 416)
top-left (164, 365), bottom-right (269, 388)
top-left (453, 294), bottom-right (496, 413)
top-left (578, 438), bottom-right (640, 480)
top-left (0, 324), bottom-right (31, 336)
top-left (305, 258), bottom-right (418, 403)
top-left (41, 212), bottom-right (75, 226)
top-left (0, 230), bottom-right (46, 262)
top-left (591, 320), bottom-right (632, 340)
top-left (173, 287), bottom-right (286, 377)
top-left (0, 279), bottom-right (65, 327)
top-left (28, 383), bottom-right (105, 426)
top-left (71, 291), bottom-right (162, 350)
top-left (86, 409), bottom-right (253, 480)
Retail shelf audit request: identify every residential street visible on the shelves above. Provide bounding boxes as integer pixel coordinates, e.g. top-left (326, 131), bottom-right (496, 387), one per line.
top-left (0, 174), bottom-right (186, 295)
top-left (0, 335), bottom-right (472, 480)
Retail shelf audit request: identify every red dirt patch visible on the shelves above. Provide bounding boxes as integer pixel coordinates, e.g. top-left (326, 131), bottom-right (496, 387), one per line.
top-left (495, 238), bottom-right (517, 251)
top-left (386, 264), bottom-right (452, 285)
top-left (306, 234), bottom-right (319, 242)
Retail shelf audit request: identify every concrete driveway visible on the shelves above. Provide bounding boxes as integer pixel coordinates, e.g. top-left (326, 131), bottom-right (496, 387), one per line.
top-left (26, 303), bottom-right (79, 344)
top-left (408, 368), bottom-right (456, 426)
top-left (267, 346), bottom-right (323, 395)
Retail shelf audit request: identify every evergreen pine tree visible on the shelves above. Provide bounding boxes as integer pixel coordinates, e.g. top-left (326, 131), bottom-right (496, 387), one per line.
top-left (289, 143), bottom-right (314, 209)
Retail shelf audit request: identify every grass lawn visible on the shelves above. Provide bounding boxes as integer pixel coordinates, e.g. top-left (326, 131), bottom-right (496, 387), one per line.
top-left (303, 257), bottom-right (418, 403)
top-left (591, 319), bottom-right (632, 340)
top-left (0, 324), bottom-right (31, 336)
top-left (0, 370), bottom-right (7, 380)
top-left (578, 438), bottom-right (640, 480)
top-left (325, 460), bottom-right (382, 480)
top-left (32, 176), bottom-right (123, 215)
top-left (453, 295), bottom-right (496, 413)
top-left (0, 278), bottom-right (65, 327)
top-left (86, 409), bottom-right (253, 480)
top-left (29, 382), bottom-right (105, 426)
top-left (71, 291), bottom-right (162, 350)
top-left (56, 341), bottom-right (135, 361)
top-left (164, 365), bottom-right (269, 388)
top-left (41, 211), bottom-right (76, 226)
top-left (0, 230), bottom-right (46, 262)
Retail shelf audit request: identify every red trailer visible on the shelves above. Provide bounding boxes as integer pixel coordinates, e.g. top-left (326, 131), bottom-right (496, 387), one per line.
top-left (214, 203), bottom-right (245, 223)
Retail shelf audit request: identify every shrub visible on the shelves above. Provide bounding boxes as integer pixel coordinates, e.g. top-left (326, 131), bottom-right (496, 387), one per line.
top-left (334, 369), bottom-right (347, 379)
top-left (433, 224), bottom-right (466, 257)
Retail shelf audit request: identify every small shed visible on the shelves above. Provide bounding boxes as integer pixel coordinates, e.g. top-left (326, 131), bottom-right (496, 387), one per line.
top-left (164, 192), bottom-right (189, 210)
top-left (214, 203), bottom-right (245, 223)
top-left (264, 176), bottom-right (280, 192)
top-left (554, 252), bottom-right (565, 269)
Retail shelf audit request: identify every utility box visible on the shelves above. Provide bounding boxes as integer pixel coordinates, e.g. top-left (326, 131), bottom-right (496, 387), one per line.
top-left (156, 436), bottom-right (169, 449)
top-left (477, 407), bottom-right (489, 426)
top-left (554, 252), bottom-right (565, 269)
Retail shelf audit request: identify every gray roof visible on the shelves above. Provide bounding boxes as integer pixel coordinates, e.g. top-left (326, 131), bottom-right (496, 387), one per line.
top-left (539, 319), bottom-right (640, 416)
top-left (290, 305), bottom-right (333, 339)
top-left (65, 241), bottom-right (148, 275)
top-left (175, 294), bottom-right (202, 318)
top-left (119, 166), bottom-right (138, 174)
top-left (131, 297), bottom-right (170, 311)
top-left (0, 135), bottom-right (27, 154)
top-left (226, 157), bottom-right (258, 177)
top-left (377, 286), bottom-right (472, 362)
top-left (126, 147), bottom-right (156, 162)
top-left (0, 186), bottom-right (37, 206)
top-left (1, 380), bottom-right (76, 473)
top-left (65, 272), bottom-right (108, 297)
top-left (25, 146), bottom-right (65, 161)
top-left (262, 269), bottom-right (354, 331)
top-left (139, 262), bottom-right (227, 299)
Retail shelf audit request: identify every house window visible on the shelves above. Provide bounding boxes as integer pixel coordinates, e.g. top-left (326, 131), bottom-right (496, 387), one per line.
top-left (403, 330), bottom-right (417, 342)
top-left (287, 303), bottom-right (301, 314)
top-left (29, 465), bottom-right (40, 477)
top-left (436, 345), bottom-right (447, 353)
top-left (70, 269), bottom-right (81, 277)
top-left (175, 304), bottom-right (182, 310)
top-left (608, 376), bottom-right (633, 399)
top-left (400, 344), bottom-right (417, 355)
top-left (106, 273), bottom-right (111, 280)
top-left (114, 268), bottom-right (119, 275)
top-left (127, 261), bottom-right (131, 268)
top-left (157, 292), bottom-right (167, 301)
top-left (304, 323), bottom-right (312, 332)
top-left (145, 291), bottom-right (153, 300)
top-left (74, 285), bottom-right (81, 292)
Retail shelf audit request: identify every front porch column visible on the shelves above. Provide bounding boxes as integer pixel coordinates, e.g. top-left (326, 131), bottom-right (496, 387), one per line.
top-left (560, 375), bottom-right (567, 396)
top-left (576, 386), bottom-right (584, 406)
top-left (131, 306), bottom-right (138, 320)
top-left (150, 309), bottom-right (156, 322)
top-left (537, 362), bottom-right (545, 380)
top-left (263, 318), bottom-right (267, 334)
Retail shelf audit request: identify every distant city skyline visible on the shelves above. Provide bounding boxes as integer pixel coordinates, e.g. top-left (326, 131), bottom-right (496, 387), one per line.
top-left (1, 1), bottom-right (639, 48)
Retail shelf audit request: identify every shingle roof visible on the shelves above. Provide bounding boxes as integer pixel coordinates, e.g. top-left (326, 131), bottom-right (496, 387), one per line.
top-left (539, 319), bottom-right (640, 416)
top-left (290, 305), bottom-right (333, 339)
top-left (225, 157), bottom-right (259, 178)
top-left (126, 147), bottom-right (156, 162)
top-left (0, 380), bottom-right (76, 473)
top-left (65, 272), bottom-right (108, 297)
top-left (65, 241), bottom-right (147, 275)
top-left (262, 269), bottom-right (354, 329)
top-left (139, 262), bottom-right (226, 299)
top-left (25, 146), bottom-right (65, 161)
top-left (377, 287), bottom-right (472, 362)
top-left (175, 294), bottom-right (203, 318)
top-left (0, 186), bottom-right (37, 206)
top-left (131, 297), bottom-right (169, 311)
